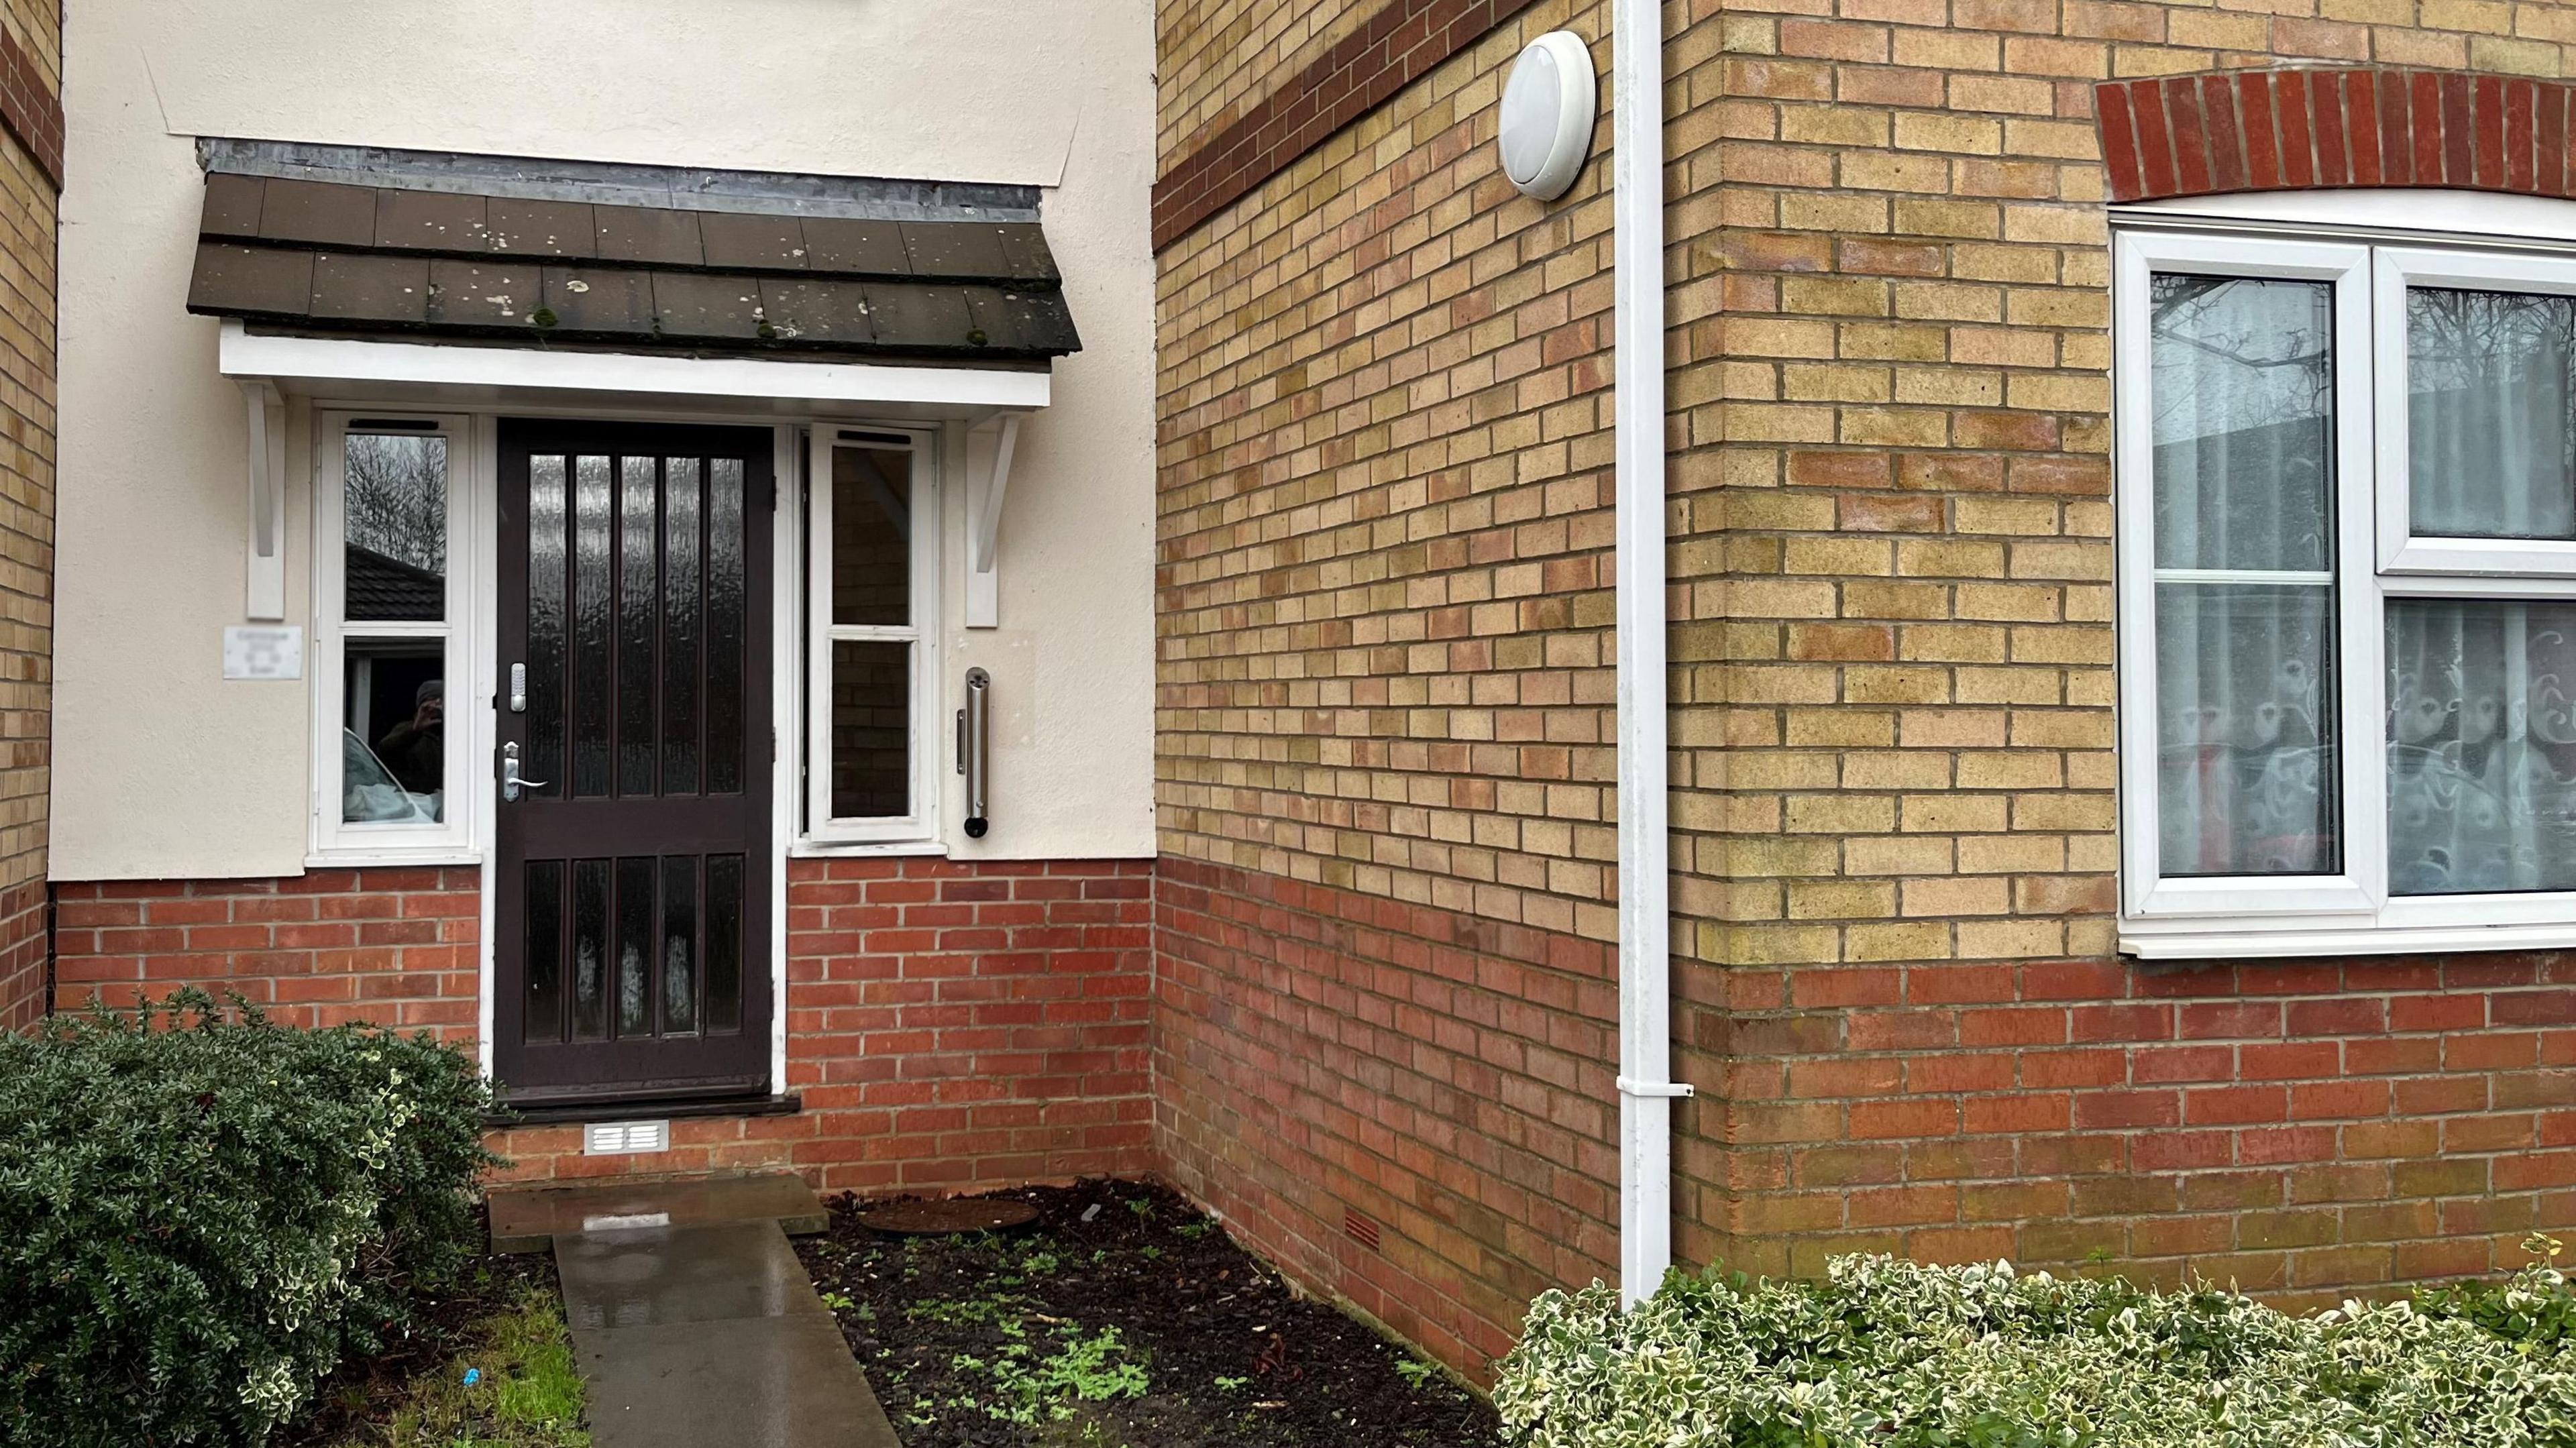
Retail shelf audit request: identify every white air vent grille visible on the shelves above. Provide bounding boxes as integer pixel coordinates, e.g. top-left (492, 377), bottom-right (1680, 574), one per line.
top-left (583, 1119), bottom-right (672, 1156)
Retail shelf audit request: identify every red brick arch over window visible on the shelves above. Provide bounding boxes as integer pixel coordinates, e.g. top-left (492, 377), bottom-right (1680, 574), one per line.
top-left (2096, 68), bottom-right (2576, 205)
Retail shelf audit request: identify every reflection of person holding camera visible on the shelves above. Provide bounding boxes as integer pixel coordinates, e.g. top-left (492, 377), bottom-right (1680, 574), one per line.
top-left (377, 679), bottom-right (444, 795)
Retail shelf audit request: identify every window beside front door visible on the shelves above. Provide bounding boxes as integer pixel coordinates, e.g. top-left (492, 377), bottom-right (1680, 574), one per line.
top-left (315, 412), bottom-right (474, 858)
top-left (802, 429), bottom-right (941, 846)
top-left (2117, 225), bottom-right (2576, 956)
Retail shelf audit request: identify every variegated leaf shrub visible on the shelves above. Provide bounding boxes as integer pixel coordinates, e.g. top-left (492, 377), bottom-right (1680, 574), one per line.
top-left (0, 992), bottom-right (498, 1447)
top-left (1496, 1245), bottom-right (2576, 1447)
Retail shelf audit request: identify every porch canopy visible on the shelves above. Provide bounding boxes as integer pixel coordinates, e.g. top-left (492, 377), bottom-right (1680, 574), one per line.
top-left (187, 142), bottom-right (1069, 622)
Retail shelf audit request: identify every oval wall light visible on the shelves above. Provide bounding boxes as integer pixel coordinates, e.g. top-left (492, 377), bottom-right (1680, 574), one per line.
top-left (1498, 30), bottom-right (1597, 201)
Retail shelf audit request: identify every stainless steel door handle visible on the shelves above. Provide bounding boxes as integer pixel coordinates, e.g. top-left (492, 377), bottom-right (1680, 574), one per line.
top-left (961, 668), bottom-right (990, 838)
top-left (500, 741), bottom-right (547, 802)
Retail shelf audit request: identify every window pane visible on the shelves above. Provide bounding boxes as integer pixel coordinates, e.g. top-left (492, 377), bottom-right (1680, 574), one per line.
top-left (830, 640), bottom-right (912, 820)
top-left (832, 447), bottom-right (912, 626)
top-left (2149, 276), bottom-right (2334, 572)
top-left (573, 455), bottom-right (614, 797)
top-left (344, 433), bottom-right (447, 622)
top-left (2389, 599), bottom-right (2576, 894)
top-left (527, 455), bottom-right (568, 795)
top-left (618, 457), bottom-right (659, 797)
top-left (706, 459), bottom-right (746, 794)
top-left (2408, 287), bottom-right (2576, 540)
top-left (662, 856), bottom-right (699, 1037)
top-left (662, 459), bottom-right (704, 795)
top-left (341, 638), bottom-right (444, 824)
top-left (2155, 583), bottom-right (2338, 876)
top-left (525, 861), bottom-right (564, 1045)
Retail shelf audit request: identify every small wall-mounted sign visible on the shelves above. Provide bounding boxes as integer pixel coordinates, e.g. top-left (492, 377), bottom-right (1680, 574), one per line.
top-left (221, 624), bottom-right (303, 681)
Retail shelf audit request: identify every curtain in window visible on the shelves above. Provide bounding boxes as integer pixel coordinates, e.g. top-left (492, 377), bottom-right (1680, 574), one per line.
top-left (2387, 600), bottom-right (2576, 894)
top-left (2149, 274), bottom-right (2341, 876)
top-left (2408, 288), bottom-right (2576, 541)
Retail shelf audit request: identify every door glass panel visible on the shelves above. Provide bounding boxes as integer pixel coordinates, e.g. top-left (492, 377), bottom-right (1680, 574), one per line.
top-left (830, 641), bottom-right (912, 819)
top-left (2408, 287), bottom-right (2576, 540)
top-left (342, 638), bottom-right (443, 824)
top-left (663, 459), bottom-right (704, 795)
top-left (573, 456), bottom-right (614, 797)
top-left (832, 447), bottom-right (912, 626)
top-left (705, 853), bottom-right (743, 1034)
top-left (616, 856), bottom-right (655, 1037)
top-left (344, 433), bottom-right (447, 622)
top-left (2389, 599), bottom-right (2576, 893)
top-left (662, 856), bottom-right (699, 1036)
top-left (2148, 274), bottom-right (2341, 877)
top-left (707, 458), bottom-right (747, 794)
top-left (571, 858), bottom-right (609, 1041)
top-left (527, 455), bottom-right (568, 793)
top-left (525, 860), bottom-right (564, 1044)
top-left (619, 457), bottom-right (659, 797)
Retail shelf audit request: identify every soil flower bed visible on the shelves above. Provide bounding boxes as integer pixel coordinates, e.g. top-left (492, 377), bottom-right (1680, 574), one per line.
top-left (282, 1251), bottom-right (589, 1448)
top-left (795, 1178), bottom-right (1501, 1448)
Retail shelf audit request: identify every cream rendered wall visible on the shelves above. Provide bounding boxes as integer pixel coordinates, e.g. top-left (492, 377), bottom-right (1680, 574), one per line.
top-left (54, 0), bottom-right (1157, 878)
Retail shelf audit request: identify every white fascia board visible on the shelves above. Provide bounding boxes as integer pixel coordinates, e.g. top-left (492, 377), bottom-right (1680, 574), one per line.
top-left (217, 321), bottom-right (1051, 413)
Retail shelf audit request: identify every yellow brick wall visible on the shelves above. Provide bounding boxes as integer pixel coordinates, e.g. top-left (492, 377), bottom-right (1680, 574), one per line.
top-left (1158, 0), bottom-right (1390, 168)
top-left (1673, 0), bottom-right (2576, 1286)
top-left (0, 0), bottom-right (54, 1032)
top-left (1157, 0), bottom-right (1621, 945)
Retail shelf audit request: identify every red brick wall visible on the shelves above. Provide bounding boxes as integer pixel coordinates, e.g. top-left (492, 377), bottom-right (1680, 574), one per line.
top-left (1694, 950), bottom-right (2576, 1306)
top-left (1152, 854), bottom-right (1618, 1378)
top-left (50, 868), bottom-right (480, 1034)
top-left (486, 857), bottom-right (1157, 1194)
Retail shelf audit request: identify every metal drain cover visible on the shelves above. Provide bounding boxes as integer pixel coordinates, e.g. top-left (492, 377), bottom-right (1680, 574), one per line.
top-left (857, 1199), bottom-right (1041, 1235)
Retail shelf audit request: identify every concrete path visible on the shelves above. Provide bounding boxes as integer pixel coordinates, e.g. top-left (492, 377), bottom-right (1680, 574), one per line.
top-left (492, 1173), bottom-right (900, 1448)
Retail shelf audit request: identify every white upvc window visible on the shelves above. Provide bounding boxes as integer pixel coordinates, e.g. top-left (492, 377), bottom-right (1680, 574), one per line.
top-left (313, 410), bottom-right (475, 858)
top-left (2118, 221), bottom-right (2576, 957)
top-left (800, 427), bottom-right (942, 846)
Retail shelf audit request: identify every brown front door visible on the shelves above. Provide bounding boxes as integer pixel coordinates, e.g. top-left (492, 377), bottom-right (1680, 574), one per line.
top-left (494, 420), bottom-right (774, 1104)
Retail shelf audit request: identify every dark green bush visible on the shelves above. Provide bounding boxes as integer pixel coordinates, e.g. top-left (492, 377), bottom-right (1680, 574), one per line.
top-left (0, 992), bottom-right (500, 1447)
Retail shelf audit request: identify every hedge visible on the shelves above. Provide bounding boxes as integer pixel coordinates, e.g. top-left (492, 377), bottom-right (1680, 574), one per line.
top-left (0, 993), bottom-right (498, 1447)
top-left (1496, 1244), bottom-right (2576, 1447)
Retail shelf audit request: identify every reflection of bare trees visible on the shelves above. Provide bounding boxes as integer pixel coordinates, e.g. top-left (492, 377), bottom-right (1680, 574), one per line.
top-left (2149, 276), bottom-right (2331, 434)
top-left (2408, 286), bottom-right (2576, 478)
top-left (345, 435), bottom-right (446, 575)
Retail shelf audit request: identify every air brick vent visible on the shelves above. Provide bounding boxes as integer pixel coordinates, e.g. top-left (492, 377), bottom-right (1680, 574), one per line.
top-left (1343, 1208), bottom-right (1382, 1251)
top-left (584, 1119), bottom-right (671, 1156)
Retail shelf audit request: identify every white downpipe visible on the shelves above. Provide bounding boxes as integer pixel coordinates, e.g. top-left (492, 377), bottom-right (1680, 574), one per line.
top-left (1610, 0), bottom-right (1687, 1310)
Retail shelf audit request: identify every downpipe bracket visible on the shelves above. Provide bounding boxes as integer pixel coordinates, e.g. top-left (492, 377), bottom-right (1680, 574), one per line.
top-left (1617, 1076), bottom-right (1695, 1098)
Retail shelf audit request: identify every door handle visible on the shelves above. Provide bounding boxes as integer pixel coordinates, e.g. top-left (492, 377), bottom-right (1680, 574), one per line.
top-left (500, 742), bottom-right (547, 803)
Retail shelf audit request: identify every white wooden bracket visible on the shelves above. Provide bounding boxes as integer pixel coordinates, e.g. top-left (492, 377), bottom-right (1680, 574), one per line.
top-left (239, 378), bottom-right (286, 622)
top-left (963, 414), bottom-right (1022, 630)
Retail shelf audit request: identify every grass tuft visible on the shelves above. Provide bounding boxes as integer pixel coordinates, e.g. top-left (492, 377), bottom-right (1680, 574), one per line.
top-left (330, 1282), bottom-right (588, 1447)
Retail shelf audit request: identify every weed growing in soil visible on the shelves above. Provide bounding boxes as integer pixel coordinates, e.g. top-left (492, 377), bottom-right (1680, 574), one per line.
top-left (282, 1255), bottom-right (587, 1448)
top-left (796, 1179), bottom-right (1499, 1448)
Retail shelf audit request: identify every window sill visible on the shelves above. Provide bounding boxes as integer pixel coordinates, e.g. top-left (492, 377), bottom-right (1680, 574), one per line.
top-left (306, 846), bottom-right (483, 869)
top-left (2121, 920), bottom-right (2576, 960)
top-left (789, 838), bottom-right (948, 859)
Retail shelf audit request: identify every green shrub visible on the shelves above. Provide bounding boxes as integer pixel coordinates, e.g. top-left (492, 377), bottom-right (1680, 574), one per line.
top-left (0, 992), bottom-right (500, 1447)
top-left (1496, 1242), bottom-right (2576, 1447)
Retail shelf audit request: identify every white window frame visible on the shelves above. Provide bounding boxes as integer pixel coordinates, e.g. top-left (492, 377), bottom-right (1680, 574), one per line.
top-left (2118, 217), bottom-right (2576, 958)
top-left (311, 409), bottom-right (477, 860)
top-left (801, 425), bottom-right (943, 846)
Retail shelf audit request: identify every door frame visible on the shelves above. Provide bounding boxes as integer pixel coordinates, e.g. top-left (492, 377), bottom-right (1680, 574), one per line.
top-left (303, 396), bottom-right (900, 1102)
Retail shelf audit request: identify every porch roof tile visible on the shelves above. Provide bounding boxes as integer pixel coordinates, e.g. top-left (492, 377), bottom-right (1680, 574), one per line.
top-left (186, 172), bottom-right (1080, 363)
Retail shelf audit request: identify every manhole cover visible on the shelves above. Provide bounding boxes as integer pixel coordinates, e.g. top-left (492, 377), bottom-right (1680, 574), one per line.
top-left (857, 1199), bottom-right (1041, 1235)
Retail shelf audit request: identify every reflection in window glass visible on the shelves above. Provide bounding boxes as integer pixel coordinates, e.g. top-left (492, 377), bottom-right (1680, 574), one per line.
top-left (832, 448), bottom-right (912, 626)
top-left (344, 433), bottom-right (447, 622)
top-left (831, 641), bottom-right (911, 819)
top-left (2147, 275), bottom-right (2341, 877)
top-left (342, 638), bottom-right (443, 823)
top-left (2410, 287), bottom-right (2576, 541)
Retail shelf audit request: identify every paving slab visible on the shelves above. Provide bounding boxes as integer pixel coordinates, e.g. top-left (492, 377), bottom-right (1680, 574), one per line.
top-left (488, 1171), bottom-right (824, 1254)
top-left (556, 1223), bottom-right (825, 1330)
top-left (571, 1313), bottom-right (902, 1448)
